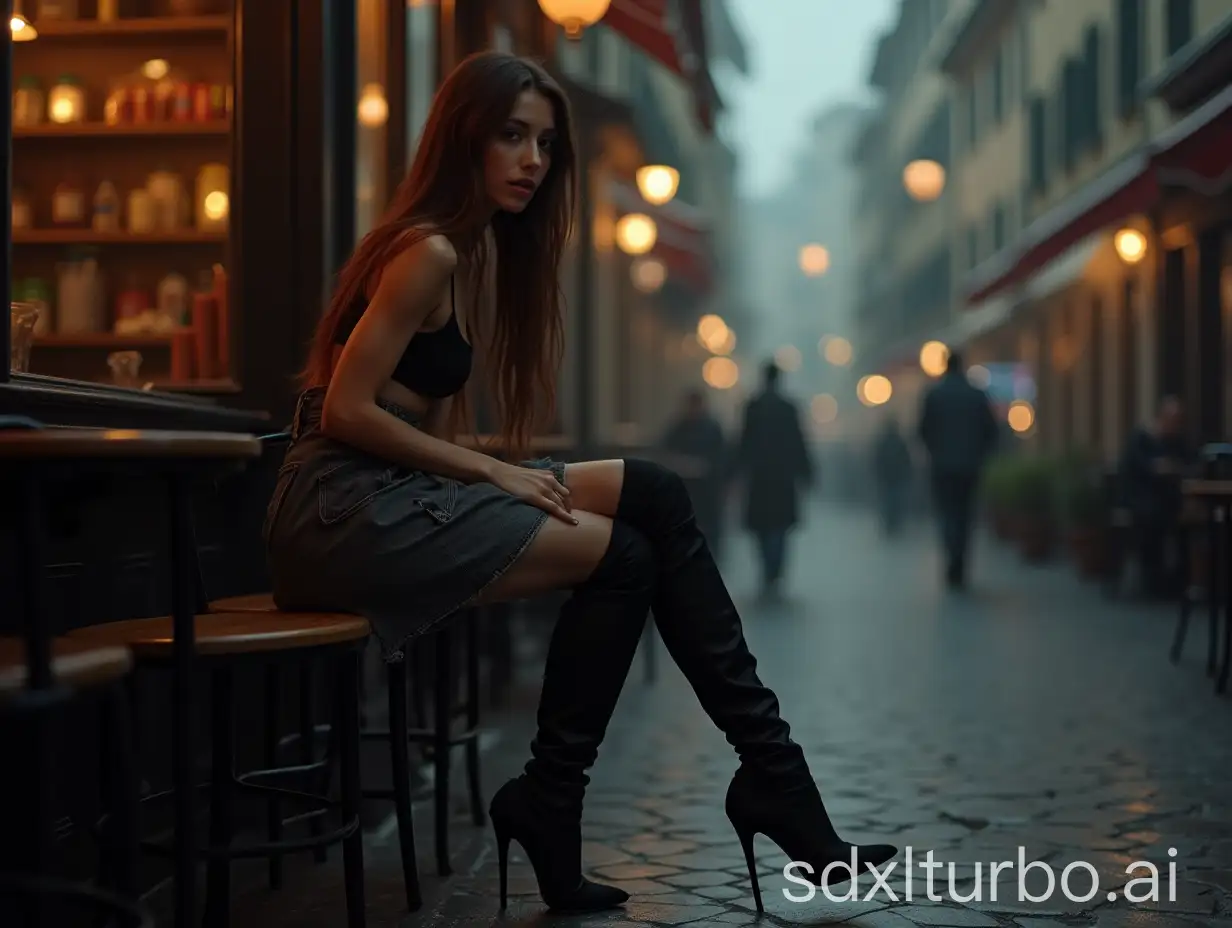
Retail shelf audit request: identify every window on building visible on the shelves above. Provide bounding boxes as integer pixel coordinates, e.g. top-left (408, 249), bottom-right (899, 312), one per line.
top-left (1061, 56), bottom-right (1081, 173)
top-left (1028, 95), bottom-right (1047, 193)
top-left (1165, 0), bottom-right (1193, 57)
top-left (992, 203), bottom-right (1007, 251)
top-left (1116, 0), bottom-right (1141, 117)
top-left (1084, 25), bottom-right (1103, 151)
top-left (992, 47), bottom-right (1004, 124)
top-left (967, 225), bottom-right (980, 269)
top-left (967, 83), bottom-right (978, 149)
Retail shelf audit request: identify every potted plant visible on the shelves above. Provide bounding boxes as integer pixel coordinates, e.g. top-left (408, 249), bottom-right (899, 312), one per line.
top-left (980, 455), bottom-right (1018, 541)
top-left (1060, 468), bottom-right (1109, 579)
top-left (1010, 456), bottom-right (1057, 563)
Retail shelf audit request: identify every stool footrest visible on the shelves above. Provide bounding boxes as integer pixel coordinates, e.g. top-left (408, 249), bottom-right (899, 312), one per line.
top-left (139, 813), bottom-right (359, 861)
top-left (362, 726), bottom-right (480, 746)
top-left (236, 759), bottom-right (330, 790)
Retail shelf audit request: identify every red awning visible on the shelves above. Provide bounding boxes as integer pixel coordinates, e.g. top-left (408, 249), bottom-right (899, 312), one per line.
top-left (965, 85), bottom-right (1232, 307)
top-left (1152, 84), bottom-right (1232, 192)
top-left (604, 0), bottom-right (685, 76)
top-left (966, 165), bottom-right (1157, 304)
top-left (609, 180), bottom-right (713, 294)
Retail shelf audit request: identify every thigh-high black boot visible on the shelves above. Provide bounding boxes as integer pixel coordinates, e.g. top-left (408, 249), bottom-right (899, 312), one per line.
top-left (488, 521), bottom-right (655, 913)
top-left (616, 458), bottom-right (897, 912)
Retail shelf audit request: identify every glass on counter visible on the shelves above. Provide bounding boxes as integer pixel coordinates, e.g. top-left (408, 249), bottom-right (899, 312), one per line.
top-left (10, 302), bottom-right (41, 374)
top-left (15, 278), bottom-right (52, 336)
top-left (13, 76), bottom-right (45, 126)
top-left (48, 75), bottom-right (86, 125)
top-left (107, 350), bottom-right (143, 388)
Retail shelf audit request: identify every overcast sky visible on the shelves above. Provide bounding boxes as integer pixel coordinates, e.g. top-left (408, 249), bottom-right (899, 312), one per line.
top-left (717, 0), bottom-right (900, 198)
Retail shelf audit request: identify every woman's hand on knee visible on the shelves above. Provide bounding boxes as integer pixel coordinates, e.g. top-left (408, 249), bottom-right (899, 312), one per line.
top-left (491, 462), bottom-right (577, 524)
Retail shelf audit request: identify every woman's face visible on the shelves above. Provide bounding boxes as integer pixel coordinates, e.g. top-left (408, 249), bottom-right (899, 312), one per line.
top-left (485, 89), bottom-right (556, 214)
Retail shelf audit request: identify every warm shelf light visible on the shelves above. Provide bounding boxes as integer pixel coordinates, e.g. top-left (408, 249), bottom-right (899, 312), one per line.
top-left (358, 83), bottom-right (389, 128)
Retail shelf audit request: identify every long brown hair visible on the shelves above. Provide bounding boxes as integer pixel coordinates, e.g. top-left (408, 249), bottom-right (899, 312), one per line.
top-left (300, 51), bottom-right (577, 460)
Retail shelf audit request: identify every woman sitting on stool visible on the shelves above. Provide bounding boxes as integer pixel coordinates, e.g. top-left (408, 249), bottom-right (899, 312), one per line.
top-left (263, 50), bottom-right (897, 914)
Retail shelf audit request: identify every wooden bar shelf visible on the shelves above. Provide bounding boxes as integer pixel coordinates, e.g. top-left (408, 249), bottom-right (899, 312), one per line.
top-left (27, 16), bottom-right (232, 40)
top-left (35, 333), bottom-right (174, 348)
top-left (14, 230), bottom-right (227, 245)
top-left (14, 121), bottom-right (231, 138)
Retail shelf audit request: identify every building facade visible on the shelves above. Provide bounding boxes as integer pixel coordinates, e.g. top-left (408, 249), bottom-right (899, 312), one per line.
top-left (851, 0), bottom-right (1232, 463)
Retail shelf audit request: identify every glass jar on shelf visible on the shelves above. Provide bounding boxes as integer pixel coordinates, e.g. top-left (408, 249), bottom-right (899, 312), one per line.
top-left (38, 0), bottom-right (80, 19)
top-left (10, 302), bottom-right (42, 373)
top-left (12, 186), bottom-right (33, 230)
top-left (52, 177), bottom-right (87, 226)
top-left (13, 76), bottom-right (45, 127)
top-left (48, 75), bottom-right (86, 125)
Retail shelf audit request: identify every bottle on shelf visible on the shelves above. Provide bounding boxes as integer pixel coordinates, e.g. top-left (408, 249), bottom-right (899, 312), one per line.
top-left (48, 75), bottom-right (86, 125)
top-left (97, 0), bottom-right (118, 22)
top-left (92, 180), bottom-right (121, 232)
top-left (56, 248), bottom-right (106, 335)
top-left (38, 0), bottom-right (80, 19)
top-left (13, 76), bottom-right (45, 127)
top-left (12, 186), bottom-right (33, 231)
top-left (52, 177), bottom-right (87, 227)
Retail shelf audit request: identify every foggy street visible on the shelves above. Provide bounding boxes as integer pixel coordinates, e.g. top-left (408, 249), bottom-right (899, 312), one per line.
top-left (232, 499), bottom-right (1232, 928)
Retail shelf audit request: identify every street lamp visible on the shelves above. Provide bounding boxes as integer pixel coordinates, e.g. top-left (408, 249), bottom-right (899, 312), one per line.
top-left (857, 375), bottom-right (892, 407)
top-left (615, 213), bottom-right (656, 255)
top-left (1114, 227), bottom-right (1147, 264)
top-left (919, 340), bottom-right (949, 377)
top-left (903, 159), bottom-right (946, 202)
top-left (630, 256), bottom-right (666, 293)
top-left (636, 165), bottom-right (679, 206)
top-left (537, 0), bottom-right (612, 38)
top-left (798, 243), bottom-right (830, 277)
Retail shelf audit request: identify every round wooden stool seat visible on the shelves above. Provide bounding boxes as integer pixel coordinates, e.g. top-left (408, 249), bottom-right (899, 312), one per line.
top-left (0, 637), bottom-right (133, 698)
top-left (68, 612), bottom-right (371, 660)
top-left (209, 592), bottom-right (279, 612)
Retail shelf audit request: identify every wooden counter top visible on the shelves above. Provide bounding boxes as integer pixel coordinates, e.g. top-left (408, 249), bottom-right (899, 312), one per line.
top-left (0, 373), bottom-right (270, 432)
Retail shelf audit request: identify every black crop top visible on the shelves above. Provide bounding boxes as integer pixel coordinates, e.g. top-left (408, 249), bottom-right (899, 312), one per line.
top-left (334, 276), bottom-right (473, 399)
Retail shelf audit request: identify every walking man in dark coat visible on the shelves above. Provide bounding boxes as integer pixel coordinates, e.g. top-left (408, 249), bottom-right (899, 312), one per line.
top-left (917, 350), bottom-right (1000, 588)
top-left (734, 361), bottom-right (815, 598)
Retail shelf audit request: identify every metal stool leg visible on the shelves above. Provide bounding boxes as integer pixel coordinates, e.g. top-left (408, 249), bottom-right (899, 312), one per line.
top-left (433, 629), bottom-right (453, 876)
top-left (336, 650), bottom-right (367, 928)
top-left (101, 682), bottom-right (141, 902)
top-left (386, 661), bottom-right (423, 911)
top-left (202, 668), bottom-right (237, 927)
top-left (300, 665), bottom-right (329, 864)
top-left (263, 666), bottom-right (284, 889)
top-left (464, 610), bottom-right (484, 827)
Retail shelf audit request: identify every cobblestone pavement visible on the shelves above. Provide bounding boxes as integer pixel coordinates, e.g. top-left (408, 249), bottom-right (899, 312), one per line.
top-left (231, 501), bottom-right (1232, 928)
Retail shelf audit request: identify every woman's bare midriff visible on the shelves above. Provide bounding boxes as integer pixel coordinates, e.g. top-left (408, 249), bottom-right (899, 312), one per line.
top-left (327, 344), bottom-right (440, 421)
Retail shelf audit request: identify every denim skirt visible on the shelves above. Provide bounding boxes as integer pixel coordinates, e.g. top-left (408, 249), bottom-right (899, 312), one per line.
top-left (263, 387), bottom-right (565, 660)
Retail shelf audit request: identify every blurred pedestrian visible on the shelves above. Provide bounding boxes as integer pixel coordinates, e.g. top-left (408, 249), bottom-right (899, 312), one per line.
top-left (658, 390), bottom-right (730, 559)
top-left (734, 361), bottom-right (815, 598)
top-left (917, 350), bottom-right (1000, 588)
top-left (871, 414), bottom-right (913, 535)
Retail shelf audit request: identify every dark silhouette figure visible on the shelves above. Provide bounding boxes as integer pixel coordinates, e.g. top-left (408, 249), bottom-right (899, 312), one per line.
top-left (658, 390), bottom-right (730, 559)
top-left (917, 350), bottom-right (1000, 588)
top-left (1116, 395), bottom-right (1193, 597)
top-left (734, 361), bottom-right (815, 598)
top-left (871, 415), bottom-right (913, 535)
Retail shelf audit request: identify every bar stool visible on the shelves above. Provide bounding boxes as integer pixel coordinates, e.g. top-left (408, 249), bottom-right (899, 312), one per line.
top-left (0, 425), bottom-right (372, 927)
top-left (209, 592), bottom-right (486, 893)
top-left (69, 611), bottom-right (372, 926)
top-left (0, 638), bottom-right (150, 928)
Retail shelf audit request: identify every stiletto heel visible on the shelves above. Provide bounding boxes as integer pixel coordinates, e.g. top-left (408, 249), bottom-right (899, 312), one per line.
top-left (488, 778), bottom-right (629, 913)
top-left (735, 825), bottom-right (763, 914)
top-left (495, 823), bottom-right (510, 910)
top-left (726, 767), bottom-right (897, 907)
